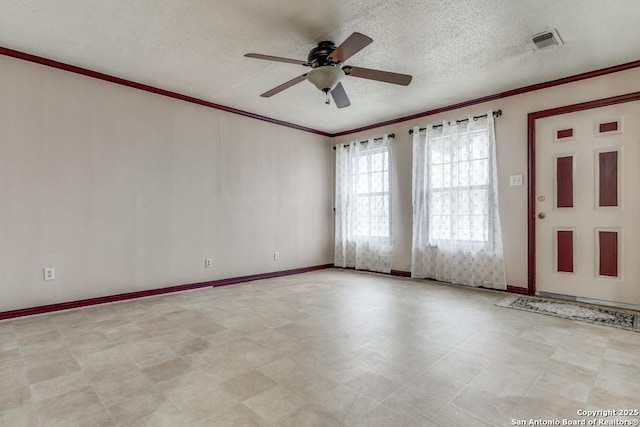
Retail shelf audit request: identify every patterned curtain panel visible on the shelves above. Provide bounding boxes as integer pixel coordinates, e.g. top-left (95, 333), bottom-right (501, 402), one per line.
top-left (411, 112), bottom-right (506, 289)
top-left (334, 135), bottom-right (393, 273)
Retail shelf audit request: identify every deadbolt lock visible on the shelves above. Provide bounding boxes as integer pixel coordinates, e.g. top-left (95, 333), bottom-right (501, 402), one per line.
top-left (538, 212), bottom-right (546, 219)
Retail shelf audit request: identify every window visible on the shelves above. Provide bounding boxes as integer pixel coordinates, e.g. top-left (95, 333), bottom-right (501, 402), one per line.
top-left (429, 128), bottom-right (490, 242)
top-left (411, 111), bottom-right (505, 288)
top-left (334, 135), bottom-right (393, 273)
top-left (354, 146), bottom-right (390, 239)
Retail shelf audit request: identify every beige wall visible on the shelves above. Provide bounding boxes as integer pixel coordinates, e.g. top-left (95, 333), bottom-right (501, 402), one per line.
top-left (0, 56), bottom-right (333, 312)
top-left (3, 53), bottom-right (638, 313)
top-left (332, 67), bottom-right (640, 288)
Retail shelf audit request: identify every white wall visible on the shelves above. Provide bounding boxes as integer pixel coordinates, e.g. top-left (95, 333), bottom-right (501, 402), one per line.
top-left (332, 66), bottom-right (640, 288)
top-left (0, 56), bottom-right (333, 312)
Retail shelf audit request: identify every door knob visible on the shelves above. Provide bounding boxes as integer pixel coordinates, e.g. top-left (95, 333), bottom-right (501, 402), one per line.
top-left (538, 212), bottom-right (546, 219)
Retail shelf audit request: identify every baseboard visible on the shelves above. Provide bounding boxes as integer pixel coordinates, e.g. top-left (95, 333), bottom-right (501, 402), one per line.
top-left (390, 270), bottom-right (411, 277)
top-left (507, 285), bottom-right (529, 295)
top-left (0, 263), bottom-right (334, 321)
top-left (339, 267), bottom-right (528, 295)
top-left (334, 266), bottom-right (411, 278)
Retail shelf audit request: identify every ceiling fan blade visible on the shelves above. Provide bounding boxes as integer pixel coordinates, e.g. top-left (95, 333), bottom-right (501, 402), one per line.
top-left (327, 32), bottom-right (373, 64)
top-left (331, 82), bottom-right (351, 109)
top-left (344, 66), bottom-right (412, 86)
top-left (245, 53), bottom-right (310, 66)
top-left (260, 74), bottom-right (308, 97)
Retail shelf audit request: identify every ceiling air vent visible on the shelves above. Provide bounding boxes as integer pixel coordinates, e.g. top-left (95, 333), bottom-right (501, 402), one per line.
top-left (530, 29), bottom-right (563, 51)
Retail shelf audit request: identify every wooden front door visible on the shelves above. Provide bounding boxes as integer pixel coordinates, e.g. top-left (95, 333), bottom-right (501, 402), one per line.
top-left (535, 100), bottom-right (640, 307)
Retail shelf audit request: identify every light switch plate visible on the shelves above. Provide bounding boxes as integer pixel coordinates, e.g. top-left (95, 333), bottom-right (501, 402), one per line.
top-left (510, 175), bottom-right (523, 186)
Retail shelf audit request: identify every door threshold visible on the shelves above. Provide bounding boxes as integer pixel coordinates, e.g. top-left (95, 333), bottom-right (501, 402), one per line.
top-left (536, 291), bottom-right (640, 312)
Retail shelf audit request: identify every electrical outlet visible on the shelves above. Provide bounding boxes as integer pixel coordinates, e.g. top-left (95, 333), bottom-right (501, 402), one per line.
top-left (204, 258), bottom-right (213, 268)
top-left (274, 251), bottom-right (280, 261)
top-left (44, 267), bottom-right (55, 280)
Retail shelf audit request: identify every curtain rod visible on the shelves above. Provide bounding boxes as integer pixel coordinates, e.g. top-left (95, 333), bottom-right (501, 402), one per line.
top-left (408, 110), bottom-right (502, 135)
top-left (332, 133), bottom-right (395, 150)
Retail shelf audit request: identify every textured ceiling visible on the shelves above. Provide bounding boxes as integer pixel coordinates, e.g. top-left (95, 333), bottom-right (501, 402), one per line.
top-left (2, 0), bottom-right (640, 134)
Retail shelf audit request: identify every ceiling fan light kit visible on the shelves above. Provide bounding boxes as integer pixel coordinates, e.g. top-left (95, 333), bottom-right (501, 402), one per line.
top-left (245, 32), bottom-right (412, 109)
top-left (307, 65), bottom-right (342, 92)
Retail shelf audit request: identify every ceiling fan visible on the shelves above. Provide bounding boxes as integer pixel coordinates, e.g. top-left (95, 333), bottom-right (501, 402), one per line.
top-left (245, 32), bottom-right (412, 108)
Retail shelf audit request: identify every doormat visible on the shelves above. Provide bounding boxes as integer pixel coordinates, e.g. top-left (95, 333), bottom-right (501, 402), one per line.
top-left (496, 295), bottom-right (640, 332)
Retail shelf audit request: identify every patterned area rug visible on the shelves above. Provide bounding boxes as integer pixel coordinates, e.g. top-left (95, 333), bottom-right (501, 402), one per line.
top-left (497, 295), bottom-right (640, 332)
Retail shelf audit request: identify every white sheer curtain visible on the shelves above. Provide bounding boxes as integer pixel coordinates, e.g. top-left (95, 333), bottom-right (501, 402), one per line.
top-left (335, 135), bottom-right (393, 273)
top-left (411, 112), bottom-right (506, 289)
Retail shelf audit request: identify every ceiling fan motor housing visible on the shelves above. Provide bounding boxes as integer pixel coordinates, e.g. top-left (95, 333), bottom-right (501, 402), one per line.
top-left (308, 41), bottom-right (337, 67)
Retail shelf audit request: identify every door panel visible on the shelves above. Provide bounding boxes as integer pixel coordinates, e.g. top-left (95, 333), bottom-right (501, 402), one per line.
top-left (555, 228), bottom-right (574, 273)
top-left (535, 101), bottom-right (640, 306)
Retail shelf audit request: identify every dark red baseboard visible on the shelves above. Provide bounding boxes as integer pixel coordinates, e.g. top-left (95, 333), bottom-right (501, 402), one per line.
top-left (394, 270), bottom-right (521, 294)
top-left (507, 285), bottom-right (530, 295)
top-left (334, 266), bottom-right (411, 278)
top-left (0, 264), bottom-right (333, 321)
top-left (390, 270), bottom-right (411, 277)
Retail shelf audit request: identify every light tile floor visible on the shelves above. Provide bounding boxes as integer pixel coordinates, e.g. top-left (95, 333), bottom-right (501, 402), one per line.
top-left (1, 269), bottom-right (639, 426)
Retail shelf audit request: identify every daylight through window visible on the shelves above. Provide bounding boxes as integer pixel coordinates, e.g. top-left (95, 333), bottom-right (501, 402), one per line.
top-left (354, 147), bottom-right (390, 239)
top-left (429, 129), bottom-right (489, 242)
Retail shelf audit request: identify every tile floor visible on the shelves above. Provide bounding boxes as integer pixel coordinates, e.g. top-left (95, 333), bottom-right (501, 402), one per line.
top-left (1, 269), bottom-right (639, 426)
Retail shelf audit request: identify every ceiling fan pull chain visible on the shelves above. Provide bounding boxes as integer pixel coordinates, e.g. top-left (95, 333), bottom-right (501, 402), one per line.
top-left (325, 91), bottom-right (330, 105)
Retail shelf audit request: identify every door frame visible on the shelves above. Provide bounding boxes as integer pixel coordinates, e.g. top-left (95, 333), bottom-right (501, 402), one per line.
top-left (526, 91), bottom-right (640, 295)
